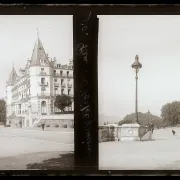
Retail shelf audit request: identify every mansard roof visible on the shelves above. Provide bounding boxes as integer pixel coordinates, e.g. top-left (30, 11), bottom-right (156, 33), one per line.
top-left (7, 66), bottom-right (17, 86)
top-left (30, 37), bottom-right (50, 67)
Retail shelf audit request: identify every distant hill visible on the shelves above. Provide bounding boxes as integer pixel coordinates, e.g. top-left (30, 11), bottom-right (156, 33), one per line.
top-left (119, 112), bottom-right (163, 128)
top-left (99, 114), bottom-right (120, 125)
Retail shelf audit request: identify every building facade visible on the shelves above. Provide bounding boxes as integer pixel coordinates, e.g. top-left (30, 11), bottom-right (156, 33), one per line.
top-left (6, 35), bottom-right (74, 128)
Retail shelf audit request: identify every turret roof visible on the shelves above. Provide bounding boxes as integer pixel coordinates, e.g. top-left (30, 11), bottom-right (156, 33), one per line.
top-left (30, 32), bottom-right (50, 67)
top-left (7, 66), bottom-right (17, 86)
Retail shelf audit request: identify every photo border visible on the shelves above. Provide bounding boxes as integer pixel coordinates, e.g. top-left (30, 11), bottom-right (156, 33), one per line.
top-left (1, 4), bottom-right (180, 176)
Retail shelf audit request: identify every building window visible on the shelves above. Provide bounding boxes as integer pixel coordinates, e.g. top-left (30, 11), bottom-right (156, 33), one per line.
top-left (41, 87), bottom-right (45, 94)
top-left (60, 71), bottom-right (63, 76)
top-left (61, 89), bottom-right (64, 95)
top-left (54, 79), bottom-right (57, 82)
top-left (68, 89), bottom-right (70, 95)
top-left (61, 79), bottom-right (64, 85)
top-left (54, 88), bottom-right (58, 95)
top-left (41, 101), bottom-right (47, 115)
top-left (41, 68), bottom-right (44, 71)
top-left (53, 70), bottom-right (56, 75)
top-left (41, 59), bottom-right (44, 64)
top-left (41, 77), bottom-right (45, 84)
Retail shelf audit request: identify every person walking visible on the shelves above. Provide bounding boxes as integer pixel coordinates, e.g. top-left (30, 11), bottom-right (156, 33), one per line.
top-left (41, 120), bottom-right (45, 131)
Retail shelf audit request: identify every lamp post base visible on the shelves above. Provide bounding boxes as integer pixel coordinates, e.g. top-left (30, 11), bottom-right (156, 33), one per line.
top-left (118, 123), bottom-right (140, 141)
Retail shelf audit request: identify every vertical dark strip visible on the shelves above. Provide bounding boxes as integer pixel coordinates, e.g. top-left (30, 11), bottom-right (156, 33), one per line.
top-left (73, 12), bottom-right (99, 171)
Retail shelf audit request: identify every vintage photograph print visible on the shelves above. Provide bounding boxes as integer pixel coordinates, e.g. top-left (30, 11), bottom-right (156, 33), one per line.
top-left (98, 15), bottom-right (180, 170)
top-left (0, 15), bottom-right (74, 170)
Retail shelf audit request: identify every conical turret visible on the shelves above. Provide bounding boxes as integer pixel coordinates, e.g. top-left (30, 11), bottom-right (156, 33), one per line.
top-left (30, 29), bottom-right (50, 67)
top-left (7, 65), bottom-right (17, 86)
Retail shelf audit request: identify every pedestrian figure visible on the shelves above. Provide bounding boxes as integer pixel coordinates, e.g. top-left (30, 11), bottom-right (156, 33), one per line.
top-left (41, 120), bottom-right (45, 131)
top-left (172, 129), bottom-right (176, 136)
top-left (149, 123), bottom-right (154, 134)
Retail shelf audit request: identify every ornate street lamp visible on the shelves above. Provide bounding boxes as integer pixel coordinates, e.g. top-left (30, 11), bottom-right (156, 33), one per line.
top-left (131, 55), bottom-right (142, 124)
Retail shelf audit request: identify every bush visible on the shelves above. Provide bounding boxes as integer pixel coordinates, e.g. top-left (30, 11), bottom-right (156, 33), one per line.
top-left (62, 124), bottom-right (67, 128)
top-left (46, 124), bottom-right (50, 127)
top-left (55, 124), bottom-right (59, 128)
top-left (99, 128), bottom-right (110, 142)
top-left (4, 124), bottom-right (11, 127)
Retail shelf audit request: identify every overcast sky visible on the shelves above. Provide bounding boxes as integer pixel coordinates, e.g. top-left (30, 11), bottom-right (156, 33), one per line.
top-left (98, 15), bottom-right (180, 119)
top-left (0, 15), bottom-right (73, 98)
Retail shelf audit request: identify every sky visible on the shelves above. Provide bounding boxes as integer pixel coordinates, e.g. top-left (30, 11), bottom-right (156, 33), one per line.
top-left (0, 15), bottom-right (73, 98)
top-left (98, 15), bottom-right (180, 120)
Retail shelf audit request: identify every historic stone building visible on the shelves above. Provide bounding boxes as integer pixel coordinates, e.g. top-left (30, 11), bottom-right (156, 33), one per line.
top-left (6, 34), bottom-right (74, 128)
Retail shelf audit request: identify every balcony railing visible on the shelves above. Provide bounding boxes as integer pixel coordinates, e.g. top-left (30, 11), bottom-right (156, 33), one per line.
top-left (61, 84), bottom-right (66, 88)
top-left (67, 84), bottom-right (72, 88)
top-left (53, 73), bottom-right (73, 78)
top-left (68, 94), bottom-right (74, 98)
top-left (40, 72), bottom-right (47, 75)
top-left (41, 113), bottom-right (47, 115)
top-left (54, 83), bottom-right (59, 87)
top-left (37, 93), bottom-right (53, 97)
top-left (67, 74), bottom-right (73, 78)
top-left (54, 111), bottom-right (74, 114)
top-left (38, 82), bottom-right (48, 86)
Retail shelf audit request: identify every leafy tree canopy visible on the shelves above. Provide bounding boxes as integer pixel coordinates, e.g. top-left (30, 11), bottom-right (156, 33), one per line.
top-left (0, 99), bottom-right (6, 123)
top-left (54, 94), bottom-right (72, 112)
top-left (119, 112), bottom-right (163, 128)
top-left (161, 101), bottom-right (180, 127)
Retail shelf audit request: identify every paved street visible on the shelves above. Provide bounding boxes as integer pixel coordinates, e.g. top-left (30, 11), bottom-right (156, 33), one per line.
top-left (99, 127), bottom-right (180, 170)
top-left (0, 127), bottom-right (74, 170)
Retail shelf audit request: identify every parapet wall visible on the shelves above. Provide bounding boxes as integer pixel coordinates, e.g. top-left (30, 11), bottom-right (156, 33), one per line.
top-left (99, 124), bottom-right (153, 142)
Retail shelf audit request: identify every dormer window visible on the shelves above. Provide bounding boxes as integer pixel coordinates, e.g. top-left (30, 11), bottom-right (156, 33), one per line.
top-left (40, 59), bottom-right (44, 65)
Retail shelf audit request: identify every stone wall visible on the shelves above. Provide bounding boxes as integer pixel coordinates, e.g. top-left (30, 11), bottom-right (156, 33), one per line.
top-left (99, 124), bottom-right (152, 142)
top-left (32, 114), bottom-right (74, 128)
top-left (99, 125), bottom-right (118, 142)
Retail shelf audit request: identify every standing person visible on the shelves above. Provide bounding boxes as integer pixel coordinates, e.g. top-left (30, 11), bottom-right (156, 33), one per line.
top-left (151, 123), bottom-right (154, 134)
top-left (41, 120), bottom-right (45, 131)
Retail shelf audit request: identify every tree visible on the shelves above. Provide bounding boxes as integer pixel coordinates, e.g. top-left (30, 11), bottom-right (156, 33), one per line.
top-left (119, 112), bottom-right (163, 128)
top-left (54, 94), bottom-right (72, 112)
top-left (0, 99), bottom-right (6, 125)
top-left (161, 101), bottom-right (180, 127)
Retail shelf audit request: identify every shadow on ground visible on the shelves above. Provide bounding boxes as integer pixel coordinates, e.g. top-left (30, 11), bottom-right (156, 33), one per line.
top-left (26, 152), bottom-right (74, 170)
